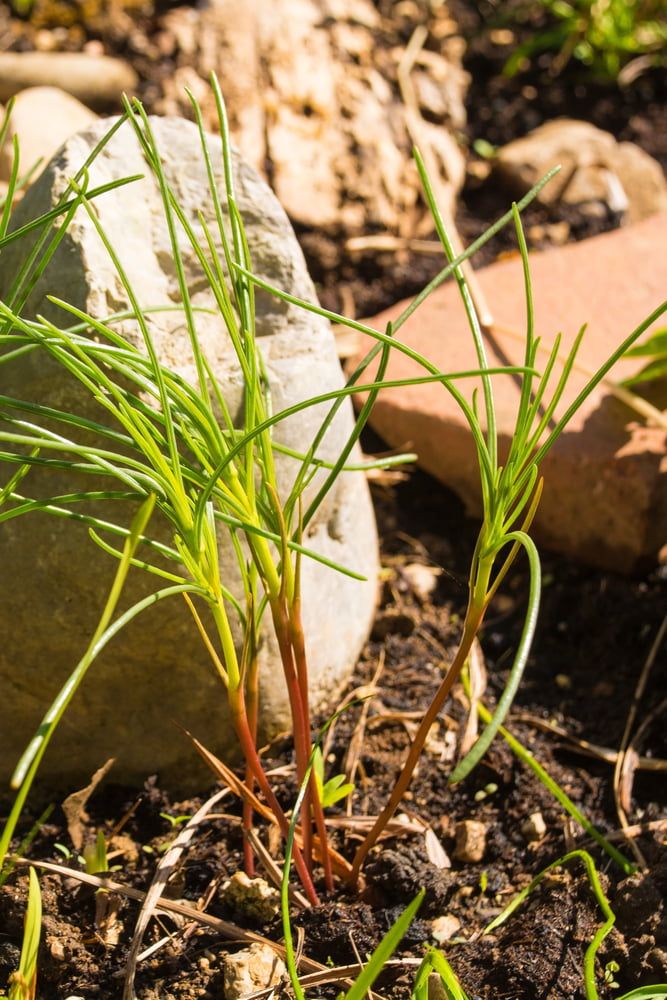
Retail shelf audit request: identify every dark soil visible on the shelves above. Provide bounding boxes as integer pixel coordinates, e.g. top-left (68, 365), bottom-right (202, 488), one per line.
top-left (452, 0), bottom-right (667, 272)
top-left (1, 466), bottom-right (665, 999)
top-left (1, 3), bottom-right (666, 998)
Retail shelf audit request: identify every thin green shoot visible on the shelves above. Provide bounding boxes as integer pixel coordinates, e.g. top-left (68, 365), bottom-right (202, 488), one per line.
top-left (4, 867), bottom-right (41, 1000)
top-left (484, 850), bottom-right (615, 1000)
top-left (0, 109), bottom-right (141, 328)
top-left (620, 327), bottom-right (667, 386)
top-left (615, 988), bottom-right (667, 999)
top-left (483, 850), bottom-right (665, 1000)
top-left (0, 805), bottom-right (53, 888)
top-left (343, 891), bottom-right (425, 1000)
top-left (472, 691), bottom-right (634, 874)
top-left (83, 830), bottom-right (109, 877)
top-left (413, 948), bottom-right (470, 1000)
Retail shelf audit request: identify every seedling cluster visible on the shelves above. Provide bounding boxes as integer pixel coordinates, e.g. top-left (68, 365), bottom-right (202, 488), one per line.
top-left (0, 77), bottom-right (664, 1000)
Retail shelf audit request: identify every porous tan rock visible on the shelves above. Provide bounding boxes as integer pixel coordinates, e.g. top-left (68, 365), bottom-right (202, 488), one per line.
top-left (431, 913), bottom-right (461, 943)
top-left (0, 116), bottom-right (378, 790)
top-left (156, 0), bottom-right (468, 232)
top-left (0, 52), bottom-right (138, 107)
top-left (494, 119), bottom-right (667, 223)
top-left (0, 87), bottom-right (97, 183)
top-left (221, 873), bottom-right (280, 923)
top-left (351, 213), bottom-right (667, 572)
top-left (223, 943), bottom-right (286, 1000)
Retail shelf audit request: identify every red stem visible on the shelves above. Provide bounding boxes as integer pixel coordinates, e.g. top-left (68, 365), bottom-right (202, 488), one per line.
top-left (349, 614), bottom-right (482, 884)
top-left (290, 600), bottom-right (334, 891)
top-left (271, 598), bottom-right (315, 872)
top-left (231, 691), bottom-right (320, 905)
top-left (242, 653), bottom-right (259, 876)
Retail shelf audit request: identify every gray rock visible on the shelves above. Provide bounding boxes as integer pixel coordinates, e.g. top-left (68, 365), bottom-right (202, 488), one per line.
top-left (0, 116), bottom-right (378, 790)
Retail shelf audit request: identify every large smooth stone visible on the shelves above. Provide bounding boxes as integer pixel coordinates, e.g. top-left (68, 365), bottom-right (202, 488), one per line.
top-left (493, 119), bottom-right (667, 224)
top-left (0, 52), bottom-right (138, 107)
top-left (0, 87), bottom-right (97, 184)
top-left (0, 116), bottom-right (378, 791)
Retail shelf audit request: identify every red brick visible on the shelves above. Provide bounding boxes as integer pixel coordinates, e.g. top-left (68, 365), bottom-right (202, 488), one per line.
top-left (352, 214), bottom-right (667, 572)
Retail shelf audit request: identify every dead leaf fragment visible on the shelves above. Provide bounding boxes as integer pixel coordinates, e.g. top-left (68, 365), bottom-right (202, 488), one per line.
top-left (62, 758), bottom-right (115, 851)
top-left (425, 827), bottom-right (452, 869)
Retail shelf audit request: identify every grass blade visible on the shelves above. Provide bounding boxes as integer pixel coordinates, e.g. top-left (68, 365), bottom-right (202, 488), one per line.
top-left (474, 697), bottom-right (634, 874)
top-left (483, 850), bottom-right (615, 1000)
top-left (450, 531), bottom-right (541, 783)
top-left (7, 867), bottom-right (41, 1000)
top-left (344, 890), bottom-right (425, 1000)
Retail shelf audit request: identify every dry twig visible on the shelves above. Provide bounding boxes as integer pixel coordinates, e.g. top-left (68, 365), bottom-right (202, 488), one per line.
top-left (613, 614), bottom-right (667, 868)
top-left (123, 788), bottom-right (230, 999)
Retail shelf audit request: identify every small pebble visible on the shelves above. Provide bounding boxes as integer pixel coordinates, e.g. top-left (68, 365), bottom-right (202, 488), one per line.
top-left (33, 30), bottom-right (58, 52)
top-left (0, 52), bottom-right (138, 106)
top-left (402, 562), bottom-right (441, 601)
top-left (547, 221), bottom-right (571, 245)
top-left (50, 939), bottom-right (66, 961)
top-left (431, 913), bottom-right (461, 943)
top-left (489, 28), bottom-right (514, 44)
top-left (454, 819), bottom-right (487, 863)
top-left (521, 811), bottom-right (547, 843)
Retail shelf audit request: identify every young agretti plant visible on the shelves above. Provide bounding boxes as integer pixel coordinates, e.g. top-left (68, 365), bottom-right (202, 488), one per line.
top-left (5, 78), bottom-right (661, 905)
top-left (0, 867), bottom-right (41, 1000)
top-left (0, 84), bottom-right (334, 903)
top-left (281, 741), bottom-right (656, 999)
top-left (235, 151), bottom-right (667, 884)
top-left (0, 79), bottom-right (539, 902)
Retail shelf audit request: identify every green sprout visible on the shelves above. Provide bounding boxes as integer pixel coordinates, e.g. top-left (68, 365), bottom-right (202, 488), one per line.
top-left (312, 747), bottom-right (355, 809)
top-left (160, 812), bottom-right (193, 829)
top-left (1, 868), bottom-right (41, 1000)
top-left (605, 960), bottom-right (621, 989)
top-left (82, 829), bottom-right (108, 876)
top-left (503, 0), bottom-right (667, 81)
